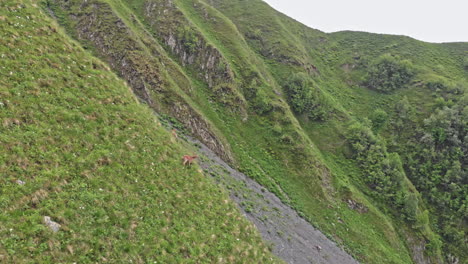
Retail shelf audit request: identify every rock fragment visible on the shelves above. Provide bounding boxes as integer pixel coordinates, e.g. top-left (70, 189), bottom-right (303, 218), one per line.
top-left (43, 216), bottom-right (61, 232)
top-left (16, 179), bottom-right (25, 185)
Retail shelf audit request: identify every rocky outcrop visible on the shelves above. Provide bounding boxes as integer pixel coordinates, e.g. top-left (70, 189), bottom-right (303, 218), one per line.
top-left (68, 1), bottom-right (161, 103)
top-left (50, 0), bottom-right (233, 162)
top-left (406, 234), bottom-right (443, 264)
top-left (142, 0), bottom-right (247, 113)
top-left (171, 102), bottom-right (233, 162)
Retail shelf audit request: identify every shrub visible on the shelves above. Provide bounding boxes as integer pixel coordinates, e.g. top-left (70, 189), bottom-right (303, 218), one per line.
top-left (392, 96), bottom-right (415, 133)
top-left (402, 192), bottom-right (419, 221)
top-left (285, 73), bottom-right (310, 113)
top-left (366, 54), bottom-right (414, 92)
top-left (347, 123), bottom-right (407, 198)
top-left (245, 78), bottom-right (273, 115)
top-left (283, 73), bottom-right (331, 120)
top-left (252, 88), bottom-right (273, 114)
top-left (370, 108), bottom-right (388, 132)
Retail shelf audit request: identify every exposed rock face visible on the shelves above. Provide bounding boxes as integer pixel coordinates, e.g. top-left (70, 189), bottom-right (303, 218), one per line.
top-left (76, 2), bottom-right (161, 104)
top-left (142, 0), bottom-right (247, 113)
top-left (406, 235), bottom-right (443, 264)
top-left (51, 0), bottom-right (233, 162)
top-left (412, 243), bottom-right (430, 264)
top-left (345, 199), bottom-right (368, 214)
top-left (144, 0), bottom-right (235, 86)
top-left (171, 101), bottom-right (233, 162)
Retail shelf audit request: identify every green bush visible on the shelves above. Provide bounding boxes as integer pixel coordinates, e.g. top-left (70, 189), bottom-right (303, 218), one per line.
top-left (401, 192), bottom-right (419, 221)
top-left (392, 96), bottom-right (415, 134)
top-left (244, 77), bottom-right (274, 115)
top-left (370, 108), bottom-right (388, 132)
top-left (347, 123), bottom-right (408, 199)
top-left (251, 87), bottom-right (273, 114)
top-left (285, 73), bottom-right (311, 113)
top-left (346, 122), bottom-right (377, 155)
top-left (366, 54), bottom-right (414, 92)
top-left (284, 73), bottom-right (331, 120)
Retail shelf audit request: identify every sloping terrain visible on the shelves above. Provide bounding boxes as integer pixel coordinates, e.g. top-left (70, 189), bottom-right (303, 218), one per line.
top-left (0, 1), bottom-right (277, 263)
top-left (189, 134), bottom-right (358, 264)
top-left (1, 0), bottom-right (467, 263)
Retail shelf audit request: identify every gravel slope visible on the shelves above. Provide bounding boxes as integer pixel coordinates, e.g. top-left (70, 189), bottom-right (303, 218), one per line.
top-left (189, 137), bottom-right (359, 264)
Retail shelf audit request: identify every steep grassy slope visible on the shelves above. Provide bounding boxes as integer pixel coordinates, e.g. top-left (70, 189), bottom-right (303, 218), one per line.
top-left (0, 1), bottom-right (278, 262)
top-left (3, 0), bottom-right (466, 263)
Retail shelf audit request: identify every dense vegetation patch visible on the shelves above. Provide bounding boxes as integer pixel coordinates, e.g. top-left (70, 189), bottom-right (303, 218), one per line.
top-left (365, 54), bottom-right (415, 93)
top-left (284, 73), bottom-right (332, 120)
top-left (403, 96), bottom-right (467, 259)
top-left (346, 123), bottom-right (404, 197)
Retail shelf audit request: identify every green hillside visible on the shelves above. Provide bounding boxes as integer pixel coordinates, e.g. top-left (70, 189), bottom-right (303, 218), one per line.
top-left (0, 1), bottom-right (277, 263)
top-left (1, 0), bottom-right (466, 263)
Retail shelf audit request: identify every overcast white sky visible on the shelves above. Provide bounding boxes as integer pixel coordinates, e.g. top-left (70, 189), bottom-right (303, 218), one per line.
top-left (262, 0), bottom-right (468, 43)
